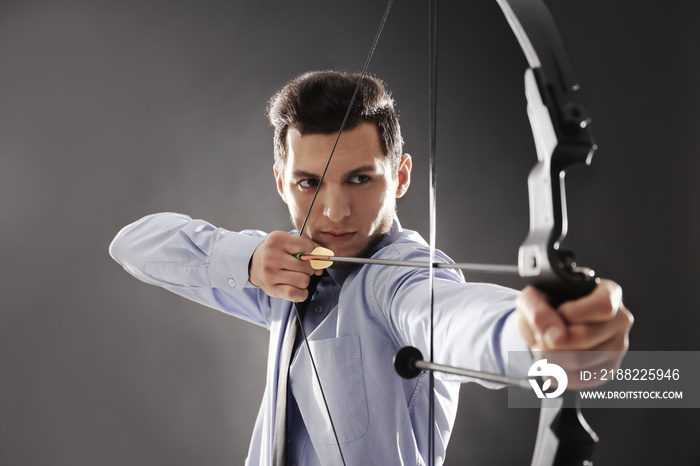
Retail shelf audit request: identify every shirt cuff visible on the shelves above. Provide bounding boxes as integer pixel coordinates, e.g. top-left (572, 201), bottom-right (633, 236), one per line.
top-left (209, 230), bottom-right (264, 291)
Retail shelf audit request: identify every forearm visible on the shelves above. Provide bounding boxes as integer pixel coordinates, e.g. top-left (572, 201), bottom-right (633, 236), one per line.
top-left (109, 212), bottom-right (271, 326)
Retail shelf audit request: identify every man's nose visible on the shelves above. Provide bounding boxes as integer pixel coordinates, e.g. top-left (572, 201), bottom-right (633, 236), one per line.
top-left (320, 185), bottom-right (351, 223)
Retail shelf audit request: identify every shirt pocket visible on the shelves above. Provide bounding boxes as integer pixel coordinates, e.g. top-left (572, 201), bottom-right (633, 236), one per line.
top-left (290, 334), bottom-right (369, 445)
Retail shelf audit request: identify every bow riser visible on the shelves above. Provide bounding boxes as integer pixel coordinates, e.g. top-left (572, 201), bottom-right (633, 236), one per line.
top-left (519, 67), bottom-right (599, 304)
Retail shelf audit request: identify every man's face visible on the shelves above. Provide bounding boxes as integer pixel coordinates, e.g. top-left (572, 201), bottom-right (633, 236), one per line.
top-left (274, 121), bottom-right (411, 259)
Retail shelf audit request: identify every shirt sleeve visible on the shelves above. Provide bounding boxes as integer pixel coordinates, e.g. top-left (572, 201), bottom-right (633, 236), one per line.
top-left (109, 212), bottom-right (273, 328)
top-left (368, 244), bottom-right (529, 384)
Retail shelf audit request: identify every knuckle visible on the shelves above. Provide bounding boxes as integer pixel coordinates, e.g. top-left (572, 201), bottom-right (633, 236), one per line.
top-left (622, 306), bottom-right (634, 329)
top-left (267, 231), bottom-right (286, 247)
top-left (282, 287), bottom-right (297, 302)
top-left (290, 289), bottom-right (307, 303)
top-left (600, 279), bottom-right (623, 311)
top-left (265, 232), bottom-right (278, 245)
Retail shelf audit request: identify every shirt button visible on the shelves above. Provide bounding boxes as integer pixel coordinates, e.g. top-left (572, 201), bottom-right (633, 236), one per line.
top-left (314, 306), bottom-right (323, 314)
top-left (228, 278), bottom-right (236, 288)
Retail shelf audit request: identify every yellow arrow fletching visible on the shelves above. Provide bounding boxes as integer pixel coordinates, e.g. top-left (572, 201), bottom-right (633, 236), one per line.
top-left (309, 247), bottom-right (334, 269)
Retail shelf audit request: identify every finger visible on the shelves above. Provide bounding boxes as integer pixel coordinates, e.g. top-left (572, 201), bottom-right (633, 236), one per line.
top-left (257, 252), bottom-right (310, 279)
top-left (278, 270), bottom-right (313, 291)
top-left (566, 303), bottom-right (633, 351)
top-left (266, 231), bottom-right (315, 258)
top-left (263, 269), bottom-right (313, 303)
top-left (558, 279), bottom-right (623, 324)
top-left (516, 286), bottom-right (568, 349)
top-left (546, 303), bottom-right (633, 351)
top-left (274, 284), bottom-right (310, 302)
top-left (277, 251), bottom-right (316, 275)
top-left (262, 236), bottom-right (316, 275)
top-left (262, 269), bottom-right (312, 293)
top-left (284, 236), bottom-right (323, 274)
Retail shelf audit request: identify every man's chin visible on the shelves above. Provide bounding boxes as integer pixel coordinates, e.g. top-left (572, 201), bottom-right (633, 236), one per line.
top-left (334, 238), bottom-right (383, 260)
top-left (312, 230), bottom-right (385, 262)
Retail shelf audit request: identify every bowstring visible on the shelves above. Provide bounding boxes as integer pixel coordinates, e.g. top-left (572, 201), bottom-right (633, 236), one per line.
top-left (291, 1), bottom-right (394, 464)
top-left (427, 1), bottom-right (439, 465)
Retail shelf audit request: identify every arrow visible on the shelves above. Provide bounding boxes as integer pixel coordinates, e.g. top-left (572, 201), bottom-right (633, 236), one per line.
top-left (295, 247), bottom-right (519, 274)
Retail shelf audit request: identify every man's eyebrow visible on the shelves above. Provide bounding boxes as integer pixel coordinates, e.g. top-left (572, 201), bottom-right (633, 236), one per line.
top-left (291, 169), bottom-right (319, 179)
top-left (344, 165), bottom-right (377, 178)
top-left (291, 164), bottom-right (377, 179)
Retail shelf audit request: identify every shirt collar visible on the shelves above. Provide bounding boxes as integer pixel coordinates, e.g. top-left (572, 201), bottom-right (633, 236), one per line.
top-left (326, 266), bottom-right (354, 287)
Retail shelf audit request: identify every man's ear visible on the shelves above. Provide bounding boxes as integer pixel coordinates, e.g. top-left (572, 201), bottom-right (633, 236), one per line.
top-left (395, 154), bottom-right (412, 198)
top-left (274, 164), bottom-right (287, 204)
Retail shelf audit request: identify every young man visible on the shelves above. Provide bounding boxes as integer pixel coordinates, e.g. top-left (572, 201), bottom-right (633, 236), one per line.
top-left (110, 70), bottom-right (632, 465)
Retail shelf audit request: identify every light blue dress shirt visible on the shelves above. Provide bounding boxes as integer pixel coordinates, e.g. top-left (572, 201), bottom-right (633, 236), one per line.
top-left (110, 212), bottom-right (527, 465)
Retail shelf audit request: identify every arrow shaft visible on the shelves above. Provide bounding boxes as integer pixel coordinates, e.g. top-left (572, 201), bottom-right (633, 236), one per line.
top-left (298, 254), bottom-right (519, 275)
top-left (414, 359), bottom-right (531, 389)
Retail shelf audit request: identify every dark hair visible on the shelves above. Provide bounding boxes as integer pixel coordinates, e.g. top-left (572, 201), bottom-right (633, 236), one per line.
top-left (267, 70), bottom-right (403, 167)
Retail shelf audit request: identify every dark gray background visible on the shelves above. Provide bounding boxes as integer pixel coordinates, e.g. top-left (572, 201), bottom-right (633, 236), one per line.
top-left (1, 0), bottom-right (698, 464)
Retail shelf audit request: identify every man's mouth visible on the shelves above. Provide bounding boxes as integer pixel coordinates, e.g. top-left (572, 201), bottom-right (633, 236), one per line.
top-left (319, 231), bottom-right (356, 243)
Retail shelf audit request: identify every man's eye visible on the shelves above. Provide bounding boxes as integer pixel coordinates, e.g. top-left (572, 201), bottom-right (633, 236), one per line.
top-left (299, 179), bottom-right (319, 188)
top-left (349, 175), bottom-right (370, 184)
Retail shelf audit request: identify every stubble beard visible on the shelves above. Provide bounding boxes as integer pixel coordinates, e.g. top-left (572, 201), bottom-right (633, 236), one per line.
top-left (290, 200), bottom-right (396, 269)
